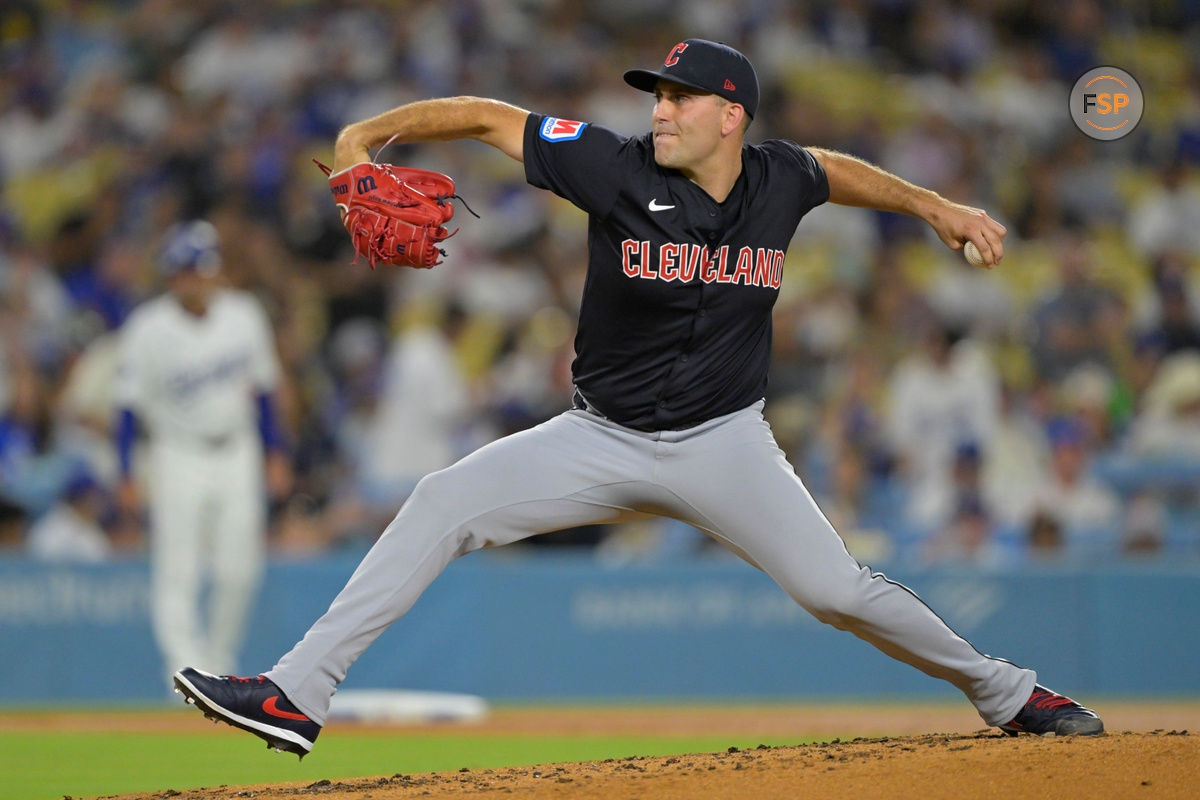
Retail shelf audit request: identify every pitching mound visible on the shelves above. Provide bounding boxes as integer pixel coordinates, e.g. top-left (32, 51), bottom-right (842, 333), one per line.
top-left (111, 730), bottom-right (1195, 800)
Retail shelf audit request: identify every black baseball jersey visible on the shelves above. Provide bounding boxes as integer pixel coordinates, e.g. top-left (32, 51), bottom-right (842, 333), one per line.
top-left (523, 114), bottom-right (829, 431)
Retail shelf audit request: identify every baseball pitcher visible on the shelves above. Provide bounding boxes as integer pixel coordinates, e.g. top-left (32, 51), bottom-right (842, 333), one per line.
top-left (173, 40), bottom-right (1101, 757)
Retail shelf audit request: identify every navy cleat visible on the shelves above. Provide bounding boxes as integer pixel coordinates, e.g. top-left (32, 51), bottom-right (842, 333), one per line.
top-left (999, 685), bottom-right (1104, 736)
top-left (173, 668), bottom-right (321, 758)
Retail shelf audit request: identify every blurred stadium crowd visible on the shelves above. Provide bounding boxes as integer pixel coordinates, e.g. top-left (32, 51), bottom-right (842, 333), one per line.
top-left (2, 0), bottom-right (1200, 567)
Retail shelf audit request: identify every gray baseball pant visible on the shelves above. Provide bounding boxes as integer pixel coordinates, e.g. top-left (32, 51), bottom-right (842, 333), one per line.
top-left (267, 401), bottom-right (1035, 726)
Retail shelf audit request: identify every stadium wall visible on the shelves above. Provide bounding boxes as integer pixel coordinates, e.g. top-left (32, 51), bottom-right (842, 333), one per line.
top-left (0, 553), bottom-right (1197, 703)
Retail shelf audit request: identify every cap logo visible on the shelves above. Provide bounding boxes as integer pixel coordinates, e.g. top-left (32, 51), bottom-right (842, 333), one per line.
top-left (664, 42), bottom-right (688, 66)
top-left (724, 79), bottom-right (736, 91)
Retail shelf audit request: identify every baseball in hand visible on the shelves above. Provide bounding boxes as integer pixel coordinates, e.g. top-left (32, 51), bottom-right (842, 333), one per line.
top-left (963, 241), bottom-right (985, 266)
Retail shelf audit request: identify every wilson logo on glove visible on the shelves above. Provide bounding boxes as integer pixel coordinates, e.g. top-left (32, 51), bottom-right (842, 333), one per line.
top-left (315, 142), bottom-right (477, 270)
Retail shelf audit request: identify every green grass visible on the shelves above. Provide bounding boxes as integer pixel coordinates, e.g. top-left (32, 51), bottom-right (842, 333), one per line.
top-left (0, 727), bottom-right (803, 800)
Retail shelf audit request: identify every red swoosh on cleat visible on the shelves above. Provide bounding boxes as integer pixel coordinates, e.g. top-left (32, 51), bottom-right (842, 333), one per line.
top-left (262, 695), bottom-right (310, 721)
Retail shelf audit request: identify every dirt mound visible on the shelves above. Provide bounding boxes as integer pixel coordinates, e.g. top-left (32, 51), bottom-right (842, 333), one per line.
top-left (112, 730), bottom-right (1196, 800)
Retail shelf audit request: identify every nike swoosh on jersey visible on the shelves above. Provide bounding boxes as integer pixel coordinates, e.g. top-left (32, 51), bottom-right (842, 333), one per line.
top-left (262, 695), bottom-right (311, 721)
top-left (648, 199), bottom-right (675, 212)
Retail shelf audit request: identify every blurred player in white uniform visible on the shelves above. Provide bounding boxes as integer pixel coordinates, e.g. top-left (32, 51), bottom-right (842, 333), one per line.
top-left (115, 221), bottom-right (290, 685)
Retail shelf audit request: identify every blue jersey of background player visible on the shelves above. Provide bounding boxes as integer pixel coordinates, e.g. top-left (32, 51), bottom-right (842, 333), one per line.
top-left (525, 105), bottom-right (827, 430)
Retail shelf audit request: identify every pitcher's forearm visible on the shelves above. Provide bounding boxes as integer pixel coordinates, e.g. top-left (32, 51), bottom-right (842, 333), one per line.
top-left (808, 147), bottom-right (942, 220)
top-left (810, 146), bottom-right (1007, 264)
top-left (333, 97), bottom-right (529, 171)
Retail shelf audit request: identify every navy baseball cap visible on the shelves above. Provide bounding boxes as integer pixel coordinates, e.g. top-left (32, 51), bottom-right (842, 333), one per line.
top-left (160, 220), bottom-right (221, 277)
top-left (624, 39), bottom-right (760, 119)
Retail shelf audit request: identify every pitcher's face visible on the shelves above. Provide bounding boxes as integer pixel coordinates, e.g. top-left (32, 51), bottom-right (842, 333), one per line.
top-left (651, 80), bottom-right (728, 171)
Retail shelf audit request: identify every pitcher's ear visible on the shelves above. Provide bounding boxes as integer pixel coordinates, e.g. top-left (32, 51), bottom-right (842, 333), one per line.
top-left (722, 103), bottom-right (746, 136)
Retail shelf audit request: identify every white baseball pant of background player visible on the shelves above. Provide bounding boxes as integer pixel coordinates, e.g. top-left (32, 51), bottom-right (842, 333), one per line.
top-left (116, 223), bottom-right (282, 685)
top-left (266, 400), bottom-right (1036, 728)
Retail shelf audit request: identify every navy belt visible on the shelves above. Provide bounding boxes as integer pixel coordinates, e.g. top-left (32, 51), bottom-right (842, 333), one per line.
top-left (571, 388), bottom-right (610, 420)
top-left (571, 389), bottom-right (699, 432)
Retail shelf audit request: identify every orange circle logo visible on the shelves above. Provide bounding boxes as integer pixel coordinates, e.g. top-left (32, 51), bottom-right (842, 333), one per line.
top-left (1070, 67), bottom-right (1143, 141)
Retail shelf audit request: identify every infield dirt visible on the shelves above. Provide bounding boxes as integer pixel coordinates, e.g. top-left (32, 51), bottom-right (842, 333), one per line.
top-left (92, 703), bottom-right (1198, 800)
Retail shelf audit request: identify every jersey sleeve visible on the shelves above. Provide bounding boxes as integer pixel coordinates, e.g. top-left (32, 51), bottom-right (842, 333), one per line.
top-left (766, 140), bottom-right (830, 216)
top-left (113, 314), bottom-right (149, 411)
top-left (523, 113), bottom-right (630, 218)
top-left (243, 296), bottom-right (281, 392)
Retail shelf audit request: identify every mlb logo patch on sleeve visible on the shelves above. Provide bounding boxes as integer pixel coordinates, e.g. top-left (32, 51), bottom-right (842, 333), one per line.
top-left (540, 118), bottom-right (587, 142)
